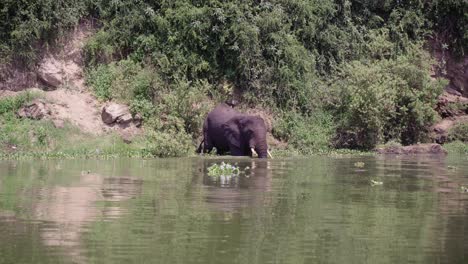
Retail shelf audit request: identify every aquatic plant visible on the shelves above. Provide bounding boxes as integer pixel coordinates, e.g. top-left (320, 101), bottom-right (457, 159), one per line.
top-left (207, 162), bottom-right (241, 177)
top-left (370, 180), bottom-right (383, 186)
top-left (354, 162), bottom-right (365, 168)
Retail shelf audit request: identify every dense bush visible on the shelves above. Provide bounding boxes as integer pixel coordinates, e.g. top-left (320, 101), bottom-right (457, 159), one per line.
top-left (0, 0), bottom-right (92, 65)
top-left (2, 0), bottom-right (467, 155)
top-left (448, 123), bottom-right (468, 143)
top-left (85, 59), bottom-right (154, 102)
top-left (141, 130), bottom-right (193, 158)
top-left (85, 58), bottom-right (212, 141)
top-left (332, 45), bottom-right (446, 149)
top-left (273, 111), bottom-right (336, 154)
top-left (0, 91), bottom-right (36, 115)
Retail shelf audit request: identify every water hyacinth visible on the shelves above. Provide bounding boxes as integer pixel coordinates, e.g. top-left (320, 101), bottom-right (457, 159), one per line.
top-left (354, 162), bottom-right (365, 168)
top-left (461, 186), bottom-right (468, 193)
top-left (370, 179), bottom-right (383, 186)
top-left (207, 162), bottom-right (241, 177)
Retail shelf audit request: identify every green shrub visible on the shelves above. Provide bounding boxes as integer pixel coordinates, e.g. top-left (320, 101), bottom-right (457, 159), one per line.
top-left (85, 64), bottom-right (114, 100)
top-left (0, 0), bottom-right (90, 65)
top-left (141, 130), bottom-right (192, 158)
top-left (444, 141), bottom-right (468, 155)
top-left (85, 59), bottom-right (156, 102)
top-left (82, 30), bottom-right (116, 66)
top-left (130, 98), bottom-right (155, 120)
top-left (448, 123), bottom-right (468, 142)
top-left (156, 79), bottom-right (213, 137)
top-left (86, 59), bottom-right (212, 141)
top-left (0, 91), bottom-right (37, 115)
top-left (273, 111), bottom-right (336, 154)
top-left (332, 45), bottom-right (446, 149)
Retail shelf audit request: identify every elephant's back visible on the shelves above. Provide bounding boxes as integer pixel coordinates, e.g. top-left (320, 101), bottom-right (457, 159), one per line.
top-left (207, 103), bottom-right (239, 126)
top-left (206, 104), bottom-right (239, 150)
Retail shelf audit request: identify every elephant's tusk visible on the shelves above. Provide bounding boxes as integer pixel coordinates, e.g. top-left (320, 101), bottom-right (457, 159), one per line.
top-left (251, 148), bottom-right (258, 158)
top-left (267, 150), bottom-right (273, 159)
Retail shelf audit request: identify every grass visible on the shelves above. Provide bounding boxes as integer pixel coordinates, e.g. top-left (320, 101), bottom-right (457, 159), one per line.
top-left (0, 90), bottom-right (372, 160)
top-left (0, 116), bottom-right (153, 160)
top-left (0, 92), bottom-right (152, 159)
top-left (0, 90), bottom-right (39, 115)
top-left (444, 141), bottom-right (468, 155)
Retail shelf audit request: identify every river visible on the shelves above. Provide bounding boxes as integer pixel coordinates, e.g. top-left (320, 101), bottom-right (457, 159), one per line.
top-left (0, 155), bottom-right (467, 263)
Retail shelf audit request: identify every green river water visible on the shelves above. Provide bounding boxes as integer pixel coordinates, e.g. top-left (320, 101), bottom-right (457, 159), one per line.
top-left (0, 155), bottom-right (467, 264)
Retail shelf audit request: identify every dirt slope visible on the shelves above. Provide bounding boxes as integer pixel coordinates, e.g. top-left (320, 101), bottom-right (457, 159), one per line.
top-left (1, 21), bottom-right (141, 138)
top-left (45, 89), bottom-right (107, 135)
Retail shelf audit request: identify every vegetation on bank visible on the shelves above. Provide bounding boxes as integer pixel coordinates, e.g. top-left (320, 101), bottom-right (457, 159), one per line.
top-left (0, 92), bottom-right (192, 159)
top-left (1, 1), bottom-right (467, 157)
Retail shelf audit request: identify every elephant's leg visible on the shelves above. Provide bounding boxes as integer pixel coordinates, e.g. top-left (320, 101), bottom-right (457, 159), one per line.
top-left (203, 134), bottom-right (214, 154)
top-left (196, 139), bottom-right (204, 154)
top-left (228, 144), bottom-right (244, 156)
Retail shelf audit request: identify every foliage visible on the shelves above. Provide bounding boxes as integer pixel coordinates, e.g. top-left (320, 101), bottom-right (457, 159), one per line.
top-left (86, 59), bottom-right (212, 140)
top-left (444, 141), bottom-right (468, 155)
top-left (448, 123), bottom-right (468, 142)
top-left (332, 45), bottom-right (446, 149)
top-left (85, 59), bottom-right (154, 102)
top-left (2, 0), bottom-right (467, 156)
top-left (273, 111), bottom-right (336, 154)
top-left (0, 91), bottom-right (37, 115)
top-left (141, 130), bottom-right (192, 158)
top-left (0, 0), bottom-right (92, 65)
top-left (207, 162), bottom-right (241, 177)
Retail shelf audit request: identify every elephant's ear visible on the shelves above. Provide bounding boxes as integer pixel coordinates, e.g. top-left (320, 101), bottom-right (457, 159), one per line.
top-left (223, 118), bottom-right (241, 148)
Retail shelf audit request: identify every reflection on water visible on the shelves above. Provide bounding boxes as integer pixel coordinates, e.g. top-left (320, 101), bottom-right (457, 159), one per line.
top-left (0, 155), bottom-right (467, 263)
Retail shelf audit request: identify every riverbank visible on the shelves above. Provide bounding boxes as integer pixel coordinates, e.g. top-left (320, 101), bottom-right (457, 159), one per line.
top-left (1, 89), bottom-right (467, 160)
top-left (1, 2), bottom-right (467, 159)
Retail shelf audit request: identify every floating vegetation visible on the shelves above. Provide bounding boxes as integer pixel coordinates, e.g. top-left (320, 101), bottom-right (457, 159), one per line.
top-left (461, 186), bottom-right (468, 193)
top-left (207, 162), bottom-right (241, 177)
top-left (370, 179), bottom-right (383, 186)
top-left (447, 166), bottom-right (458, 170)
top-left (354, 162), bottom-right (365, 168)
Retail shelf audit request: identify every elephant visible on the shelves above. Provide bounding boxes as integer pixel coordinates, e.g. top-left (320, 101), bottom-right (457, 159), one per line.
top-left (196, 103), bottom-right (272, 158)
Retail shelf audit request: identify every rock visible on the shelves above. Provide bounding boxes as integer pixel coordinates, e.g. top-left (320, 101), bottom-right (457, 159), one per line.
top-left (431, 115), bottom-right (468, 143)
top-left (17, 100), bottom-right (50, 120)
top-left (37, 71), bottom-right (62, 89)
top-left (52, 119), bottom-right (65, 129)
top-left (436, 92), bottom-right (468, 118)
top-left (37, 56), bottom-right (64, 90)
top-left (375, 143), bottom-right (447, 155)
top-left (121, 132), bottom-right (134, 144)
top-left (133, 113), bottom-right (142, 127)
top-left (101, 103), bottom-right (131, 124)
top-left (116, 113), bottom-right (133, 124)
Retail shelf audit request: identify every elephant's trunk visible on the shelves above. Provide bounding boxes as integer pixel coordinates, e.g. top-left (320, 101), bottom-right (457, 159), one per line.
top-left (255, 143), bottom-right (268, 159)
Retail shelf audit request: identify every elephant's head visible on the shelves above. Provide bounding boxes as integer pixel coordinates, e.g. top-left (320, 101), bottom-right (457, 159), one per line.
top-left (224, 115), bottom-right (270, 158)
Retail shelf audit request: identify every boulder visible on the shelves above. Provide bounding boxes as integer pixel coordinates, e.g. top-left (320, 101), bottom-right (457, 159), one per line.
top-left (17, 100), bottom-right (50, 120)
top-left (101, 103), bottom-right (131, 124)
top-left (116, 113), bottom-right (133, 124)
top-left (435, 92), bottom-right (468, 118)
top-left (37, 71), bottom-right (62, 89)
top-left (52, 119), bottom-right (65, 129)
top-left (37, 57), bottom-right (64, 89)
top-left (375, 143), bottom-right (447, 155)
top-left (121, 131), bottom-right (134, 144)
top-left (133, 113), bottom-right (142, 127)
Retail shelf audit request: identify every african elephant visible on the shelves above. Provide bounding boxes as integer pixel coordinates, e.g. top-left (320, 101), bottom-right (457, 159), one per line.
top-left (196, 103), bottom-right (272, 158)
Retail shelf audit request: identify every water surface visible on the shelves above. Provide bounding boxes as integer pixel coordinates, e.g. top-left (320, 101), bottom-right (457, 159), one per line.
top-left (0, 155), bottom-right (467, 263)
